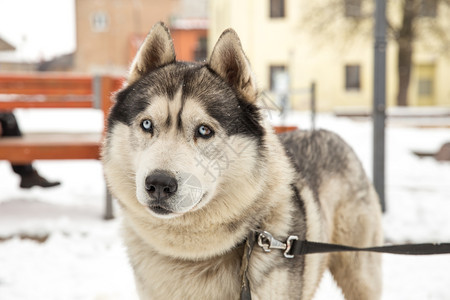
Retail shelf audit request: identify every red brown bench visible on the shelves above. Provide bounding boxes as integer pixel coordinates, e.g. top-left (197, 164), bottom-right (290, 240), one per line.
top-left (0, 73), bottom-right (123, 219)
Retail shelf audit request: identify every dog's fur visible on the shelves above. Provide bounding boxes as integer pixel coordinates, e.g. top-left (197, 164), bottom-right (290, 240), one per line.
top-left (102, 22), bottom-right (383, 300)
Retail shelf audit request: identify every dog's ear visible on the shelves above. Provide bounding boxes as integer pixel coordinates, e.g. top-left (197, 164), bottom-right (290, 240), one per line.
top-left (209, 29), bottom-right (257, 103)
top-left (128, 22), bottom-right (176, 84)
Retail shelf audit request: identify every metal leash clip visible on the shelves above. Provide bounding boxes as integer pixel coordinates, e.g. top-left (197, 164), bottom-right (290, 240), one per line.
top-left (257, 231), bottom-right (299, 258)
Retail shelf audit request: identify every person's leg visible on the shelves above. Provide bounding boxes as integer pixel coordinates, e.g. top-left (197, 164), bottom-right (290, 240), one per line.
top-left (0, 112), bottom-right (22, 137)
top-left (1, 112), bottom-right (61, 188)
top-left (11, 164), bottom-right (60, 188)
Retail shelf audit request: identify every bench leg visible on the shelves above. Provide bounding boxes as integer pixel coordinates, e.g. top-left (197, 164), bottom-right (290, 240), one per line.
top-left (104, 187), bottom-right (114, 220)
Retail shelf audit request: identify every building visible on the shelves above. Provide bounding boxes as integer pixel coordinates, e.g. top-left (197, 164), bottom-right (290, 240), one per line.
top-left (0, 37), bottom-right (15, 52)
top-left (75, 0), bottom-right (208, 74)
top-left (74, 0), bottom-right (179, 74)
top-left (0, 36), bottom-right (36, 72)
top-left (209, 0), bottom-right (450, 110)
top-left (170, 0), bottom-right (208, 62)
top-left (0, 1), bottom-right (207, 73)
top-left (170, 21), bottom-right (208, 62)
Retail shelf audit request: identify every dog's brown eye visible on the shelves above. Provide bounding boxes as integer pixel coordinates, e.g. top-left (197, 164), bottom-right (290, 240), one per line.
top-left (196, 125), bottom-right (214, 139)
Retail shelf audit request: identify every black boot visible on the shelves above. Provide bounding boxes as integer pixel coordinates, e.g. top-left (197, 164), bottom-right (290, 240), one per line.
top-left (20, 170), bottom-right (61, 189)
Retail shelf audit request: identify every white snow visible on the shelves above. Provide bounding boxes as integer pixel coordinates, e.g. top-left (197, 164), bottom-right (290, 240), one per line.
top-left (1, 109), bottom-right (449, 299)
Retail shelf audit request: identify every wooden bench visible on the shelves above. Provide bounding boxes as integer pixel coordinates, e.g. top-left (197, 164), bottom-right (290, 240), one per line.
top-left (0, 73), bottom-right (123, 219)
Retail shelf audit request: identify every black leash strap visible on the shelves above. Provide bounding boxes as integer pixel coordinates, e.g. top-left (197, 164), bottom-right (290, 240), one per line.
top-left (256, 230), bottom-right (450, 257)
top-left (240, 231), bottom-right (450, 300)
top-left (290, 240), bottom-right (450, 256)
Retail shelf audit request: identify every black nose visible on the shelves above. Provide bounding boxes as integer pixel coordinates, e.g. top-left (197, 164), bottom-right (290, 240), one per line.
top-left (145, 171), bottom-right (178, 201)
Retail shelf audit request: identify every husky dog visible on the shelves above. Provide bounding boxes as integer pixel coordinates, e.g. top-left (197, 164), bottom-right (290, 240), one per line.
top-left (102, 22), bottom-right (383, 300)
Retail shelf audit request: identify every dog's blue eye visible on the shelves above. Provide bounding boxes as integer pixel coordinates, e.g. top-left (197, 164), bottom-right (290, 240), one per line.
top-left (196, 125), bottom-right (214, 139)
top-left (141, 119), bottom-right (153, 132)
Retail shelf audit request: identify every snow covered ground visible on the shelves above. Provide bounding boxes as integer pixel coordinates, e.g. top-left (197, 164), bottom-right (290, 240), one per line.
top-left (0, 109), bottom-right (449, 299)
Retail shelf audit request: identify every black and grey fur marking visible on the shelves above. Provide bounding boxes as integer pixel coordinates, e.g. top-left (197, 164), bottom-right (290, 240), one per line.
top-left (109, 62), bottom-right (264, 141)
top-left (279, 130), bottom-right (350, 201)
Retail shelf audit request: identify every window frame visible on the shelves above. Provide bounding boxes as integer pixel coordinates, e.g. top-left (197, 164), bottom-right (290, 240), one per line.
top-left (345, 64), bottom-right (361, 91)
top-left (91, 11), bottom-right (110, 32)
top-left (419, 0), bottom-right (438, 18)
top-left (270, 0), bottom-right (285, 19)
top-left (269, 65), bottom-right (288, 91)
top-left (344, 0), bottom-right (362, 18)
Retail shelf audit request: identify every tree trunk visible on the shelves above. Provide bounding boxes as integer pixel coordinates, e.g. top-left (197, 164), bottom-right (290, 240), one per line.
top-left (396, 0), bottom-right (418, 106)
top-left (397, 39), bottom-right (413, 106)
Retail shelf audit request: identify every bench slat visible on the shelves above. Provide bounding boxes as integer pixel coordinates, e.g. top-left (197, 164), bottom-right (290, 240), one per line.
top-left (0, 101), bottom-right (93, 109)
top-left (0, 75), bottom-right (123, 163)
top-left (0, 75), bottom-right (93, 95)
top-left (0, 133), bottom-right (102, 163)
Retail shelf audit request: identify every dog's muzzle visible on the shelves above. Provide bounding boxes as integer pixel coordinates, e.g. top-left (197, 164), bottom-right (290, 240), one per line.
top-left (145, 171), bottom-right (178, 215)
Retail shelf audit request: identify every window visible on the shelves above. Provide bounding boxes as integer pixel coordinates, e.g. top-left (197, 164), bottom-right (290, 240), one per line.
top-left (415, 64), bottom-right (435, 105)
top-left (270, 0), bottom-right (285, 18)
top-left (418, 79), bottom-right (433, 96)
top-left (194, 36), bottom-right (207, 62)
top-left (345, 65), bottom-right (361, 91)
top-left (419, 0), bottom-right (437, 17)
top-left (91, 12), bottom-right (109, 32)
top-left (344, 0), bottom-right (362, 18)
top-left (270, 65), bottom-right (287, 91)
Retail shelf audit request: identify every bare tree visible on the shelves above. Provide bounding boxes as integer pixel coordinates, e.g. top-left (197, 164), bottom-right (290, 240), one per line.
top-left (301, 0), bottom-right (450, 106)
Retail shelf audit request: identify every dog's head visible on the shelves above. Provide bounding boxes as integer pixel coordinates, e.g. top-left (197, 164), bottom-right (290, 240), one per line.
top-left (103, 23), bottom-right (268, 220)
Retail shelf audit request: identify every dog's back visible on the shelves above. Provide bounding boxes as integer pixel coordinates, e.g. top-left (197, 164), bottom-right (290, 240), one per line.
top-left (278, 129), bottom-right (383, 300)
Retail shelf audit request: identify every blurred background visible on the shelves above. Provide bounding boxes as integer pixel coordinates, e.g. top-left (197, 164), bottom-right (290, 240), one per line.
top-left (1, 0), bottom-right (450, 109)
top-left (0, 0), bottom-right (449, 299)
